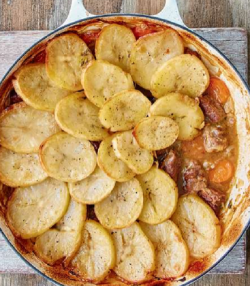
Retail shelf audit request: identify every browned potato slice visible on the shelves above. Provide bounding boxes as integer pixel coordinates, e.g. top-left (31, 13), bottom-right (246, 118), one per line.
top-left (137, 166), bottom-right (178, 224)
top-left (7, 178), bottom-right (69, 239)
top-left (0, 103), bottom-right (60, 153)
top-left (150, 93), bottom-right (204, 140)
top-left (140, 220), bottom-right (190, 278)
top-left (172, 194), bottom-right (221, 259)
top-left (55, 92), bottom-right (109, 141)
top-left (46, 33), bottom-right (94, 91)
top-left (95, 178), bottom-right (143, 229)
top-left (97, 134), bottom-right (135, 182)
top-left (82, 60), bottom-right (134, 108)
top-left (130, 30), bottom-right (184, 89)
top-left (133, 116), bottom-right (179, 150)
top-left (99, 90), bottom-right (151, 132)
top-left (112, 131), bottom-right (154, 174)
top-left (13, 63), bottom-right (71, 111)
top-left (39, 132), bottom-right (96, 182)
top-left (96, 24), bottom-right (136, 72)
top-left (0, 147), bottom-right (47, 187)
top-left (34, 199), bottom-right (86, 266)
top-left (110, 222), bottom-right (155, 283)
top-left (151, 54), bottom-right (210, 98)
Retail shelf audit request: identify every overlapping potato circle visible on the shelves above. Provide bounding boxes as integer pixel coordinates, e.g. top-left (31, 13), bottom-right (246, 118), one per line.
top-left (0, 22), bottom-right (224, 284)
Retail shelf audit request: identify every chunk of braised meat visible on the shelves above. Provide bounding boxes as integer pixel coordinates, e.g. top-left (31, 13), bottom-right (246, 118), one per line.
top-left (160, 149), bottom-right (180, 182)
top-left (198, 188), bottom-right (226, 214)
top-left (203, 124), bottom-right (228, 153)
top-left (9, 89), bottom-right (22, 105)
top-left (200, 94), bottom-right (226, 123)
top-left (91, 141), bottom-right (100, 153)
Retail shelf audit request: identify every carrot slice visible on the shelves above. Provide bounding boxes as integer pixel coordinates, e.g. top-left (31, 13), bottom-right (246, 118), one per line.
top-left (209, 159), bottom-right (234, 183)
top-left (206, 77), bottom-right (230, 105)
top-left (181, 135), bottom-right (206, 159)
top-left (132, 25), bottom-right (158, 39)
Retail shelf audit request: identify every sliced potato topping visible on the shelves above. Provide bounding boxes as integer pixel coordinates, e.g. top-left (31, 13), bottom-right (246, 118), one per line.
top-left (0, 147), bottom-right (47, 187)
top-left (172, 194), bottom-right (221, 259)
top-left (133, 116), bottom-right (179, 150)
top-left (69, 165), bottom-right (115, 204)
top-left (96, 24), bottom-right (136, 72)
top-left (55, 92), bottom-right (109, 141)
top-left (13, 63), bottom-right (71, 112)
top-left (46, 33), bottom-right (94, 91)
top-left (130, 30), bottom-right (184, 89)
top-left (137, 166), bottom-right (178, 224)
top-left (0, 103), bottom-right (60, 153)
top-left (82, 60), bottom-right (134, 108)
top-left (140, 220), bottom-right (190, 278)
top-left (99, 90), bottom-right (151, 132)
top-left (39, 132), bottom-right (96, 182)
top-left (95, 178), bottom-right (143, 229)
top-left (7, 178), bottom-right (69, 239)
top-left (34, 199), bottom-right (86, 266)
top-left (112, 131), bottom-right (154, 174)
top-left (97, 134), bottom-right (135, 182)
top-left (150, 93), bottom-right (204, 141)
top-left (110, 222), bottom-right (155, 283)
top-left (151, 54), bottom-right (210, 98)
top-left (71, 220), bottom-right (115, 282)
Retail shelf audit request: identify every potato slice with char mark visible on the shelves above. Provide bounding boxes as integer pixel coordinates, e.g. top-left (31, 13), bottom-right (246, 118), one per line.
top-left (150, 93), bottom-right (204, 141)
top-left (34, 199), bottom-right (86, 266)
top-left (69, 165), bottom-right (115, 204)
top-left (97, 134), bottom-right (135, 182)
top-left (172, 194), bottom-right (221, 259)
top-left (95, 178), bottom-right (143, 229)
top-left (46, 33), bottom-right (94, 91)
top-left (99, 90), bottom-right (151, 132)
top-left (137, 166), bottom-right (178, 224)
top-left (151, 54), bottom-right (210, 98)
top-left (110, 222), bottom-right (155, 283)
top-left (13, 63), bottom-right (71, 112)
top-left (39, 132), bottom-right (96, 182)
top-left (71, 220), bottom-right (115, 282)
top-left (7, 178), bottom-right (69, 239)
top-left (0, 147), bottom-right (47, 187)
top-left (130, 30), bottom-right (184, 90)
top-left (133, 116), bottom-right (179, 150)
top-left (82, 60), bottom-right (134, 108)
top-left (140, 220), bottom-right (190, 278)
top-left (0, 103), bottom-right (60, 153)
top-left (96, 24), bottom-right (136, 72)
top-left (55, 92), bottom-right (109, 141)
top-left (112, 131), bottom-right (154, 174)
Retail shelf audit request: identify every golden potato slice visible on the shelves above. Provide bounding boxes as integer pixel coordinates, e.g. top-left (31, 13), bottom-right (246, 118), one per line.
top-left (46, 33), bottom-right (94, 91)
top-left (95, 24), bottom-right (136, 72)
top-left (133, 116), bottom-right (179, 150)
top-left (97, 134), bottom-right (135, 182)
top-left (39, 132), bottom-right (96, 182)
top-left (0, 147), bottom-right (47, 187)
top-left (82, 60), bottom-right (134, 108)
top-left (110, 222), bottom-right (155, 283)
top-left (130, 30), bottom-right (184, 89)
top-left (99, 90), bottom-right (151, 132)
top-left (34, 199), bottom-right (86, 266)
top-left (0, 103), bottom-right (60, 153)
top-left (55, 92), bottom-right (109, 141)
top-left (69, 166), bottom-right (115, 204)
top-left (140, 220), bottom-right (190, 278)
top-left (150, 93), bottom-right (204, 140)
top-left (172, 194), bottom-right (221, 259)
top-left (7, 178), bottom-right (69, 239)
top-left (71, 220), bottom-right (115, 282)
top-left (112, 131), bottom-right (154, 174)
top-left (13, 63), bottom-right (71, 111)
top-left (151, 54), bottom-right (210, 98)
top-left (95, 178), bottom-right (143, 229)
top-left (137, 166), bottom-right (178, 224)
